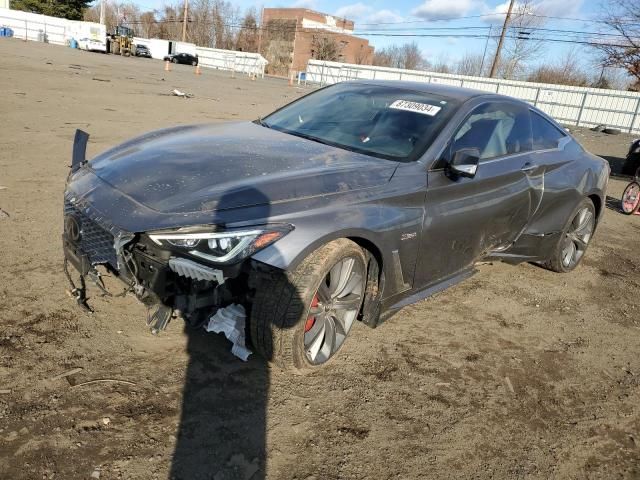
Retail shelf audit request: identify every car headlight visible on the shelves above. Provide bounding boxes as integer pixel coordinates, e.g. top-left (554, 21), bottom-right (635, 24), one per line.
top-left (148, 225), bottom-right (293, 264)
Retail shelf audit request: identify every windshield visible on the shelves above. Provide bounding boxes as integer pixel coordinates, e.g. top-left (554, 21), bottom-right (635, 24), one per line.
top-left (262, 83), bottom-right (460, 161)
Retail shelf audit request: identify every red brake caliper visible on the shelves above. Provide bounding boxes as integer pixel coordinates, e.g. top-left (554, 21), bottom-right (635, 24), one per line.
top-left (305, 294), bottom-right (319, 332)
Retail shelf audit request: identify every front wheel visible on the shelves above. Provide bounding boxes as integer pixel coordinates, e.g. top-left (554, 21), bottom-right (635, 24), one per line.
top-left (250, 239), bottom-right (367, 371)
top-left (172, 58), bottom-right (177, 63)
top-left (543, 198), bottom-right (596, 272)
top-left (621, 181), bottom-right (640, 215)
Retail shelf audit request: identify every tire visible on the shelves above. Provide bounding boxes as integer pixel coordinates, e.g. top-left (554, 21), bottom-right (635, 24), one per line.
top-left (622, 154), bottom-right (640, 178)
top-left (603, 127), bottom-right (621, 135)
top-left (250, 239), bottom-right (367, 371)
top-left (542, 198), bottom-right (596, 273)
top-left (636, 166), bottom-right (640, 181)
top-left (191, 60), bottom-right (197, 66)
top-left (172, 58), bottom-right (177, 63)
top-left (621, 181), bottom-right (640, 215)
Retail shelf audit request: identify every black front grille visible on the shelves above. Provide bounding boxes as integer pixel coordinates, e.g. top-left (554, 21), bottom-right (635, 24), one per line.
top-left (64, 200), bottom-right (118, 269)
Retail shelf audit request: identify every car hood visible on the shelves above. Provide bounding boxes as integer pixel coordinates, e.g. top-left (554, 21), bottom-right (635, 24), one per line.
top-left (85, 122), bottom-right (398, 214)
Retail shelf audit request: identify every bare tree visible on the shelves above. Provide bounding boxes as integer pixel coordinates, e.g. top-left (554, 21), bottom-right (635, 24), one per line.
top-left (372, 43), bottom-right (426, 70)
top-left (354, 44), bottom-right (371, 65)
top-left (262, 19), bottom-right (296, 76)
top-left (372, 46), bottom-right (397, 67)
top-left (593, 0), bottom-right (640, 89)
top-left (311, 35), bottom-right (342, 61)
top-left (157, 5), bottom-right (183, 41)
top-left (84, 1), bottom-right (141, 33)
top-left (432, 54), bottom-right (452, 73)
top-left (527, 50), bottom-right (589, 86)
top-left (236, 8), bottom-right (259, 52)
top-left (456, 52), bottom-right (484, 76)
top-left (490, 0), bottom-right (546, 79)
top-left (138, 11), bottom-right (159, 39)
top-left (187, 0), bottom-right (215, 47)
top-left (400, 42), bottom-right (424, 70)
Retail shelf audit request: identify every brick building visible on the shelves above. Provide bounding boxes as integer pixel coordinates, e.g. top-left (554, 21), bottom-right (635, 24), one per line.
top-left (261, 8), bottom-right (374, 76)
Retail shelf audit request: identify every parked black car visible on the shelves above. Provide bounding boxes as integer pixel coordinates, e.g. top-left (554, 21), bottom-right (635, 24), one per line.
top-left (135, 44), bottom-right (152, 58)
top-left (62, 81), bottom-right (609, 370)
top-left (622, 138), bottom-right (640, 179)
top-left (163, 52), bottom-right (198, 65)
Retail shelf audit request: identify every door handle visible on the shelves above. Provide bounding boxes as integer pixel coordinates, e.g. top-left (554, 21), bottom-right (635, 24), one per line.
top-left (521, 162), bottom-right (537, 173)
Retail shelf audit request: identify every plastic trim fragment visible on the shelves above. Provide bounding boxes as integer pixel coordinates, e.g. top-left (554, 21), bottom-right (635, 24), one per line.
top-left (168, 257), bottom-right (225, 283)
top-left (204, 304), bottom-right (252, 361)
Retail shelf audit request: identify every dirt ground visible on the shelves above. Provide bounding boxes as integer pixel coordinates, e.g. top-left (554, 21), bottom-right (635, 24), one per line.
top-left (1, 39), bottom-right (639, 480)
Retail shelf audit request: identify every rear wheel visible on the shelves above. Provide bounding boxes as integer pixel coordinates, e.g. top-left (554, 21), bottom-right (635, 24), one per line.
top-left (543, 198), bottom-right (596, 272)
top-left (172, 58), bottom-right (177, 63)
top-left (621, 181), bottom-right (640, 215)
top-left (250, 239), bottom-right (367, 371)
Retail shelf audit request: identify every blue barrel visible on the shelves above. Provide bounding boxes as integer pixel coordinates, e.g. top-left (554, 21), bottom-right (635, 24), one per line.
top-left (7, 27), bottom-right (14, 37)
top-left (0, 27), bottom-right (6, 37)
top-left (70, 38), bottom-right (77, 48)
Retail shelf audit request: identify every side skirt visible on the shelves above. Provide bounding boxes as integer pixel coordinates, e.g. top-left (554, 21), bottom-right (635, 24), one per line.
top-left (376, 267), bottom-right (477, 326)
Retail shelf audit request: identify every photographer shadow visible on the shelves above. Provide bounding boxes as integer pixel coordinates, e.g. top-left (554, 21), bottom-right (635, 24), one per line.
top-left (169, 186), bottom-right (289, 480)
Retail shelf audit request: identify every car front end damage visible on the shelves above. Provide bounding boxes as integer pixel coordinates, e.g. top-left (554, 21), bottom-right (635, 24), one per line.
top-left (62, 131), bottom-right (292, 333)
top-left (63, 191), bottom-right (292, 332)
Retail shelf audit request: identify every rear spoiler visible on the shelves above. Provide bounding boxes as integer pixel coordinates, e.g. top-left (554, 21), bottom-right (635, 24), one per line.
top-left (71, 129), bottom-right (89, 173)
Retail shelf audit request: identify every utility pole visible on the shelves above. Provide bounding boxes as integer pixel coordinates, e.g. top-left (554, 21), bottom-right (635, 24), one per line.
top-left (99, 0), bottom-right (105, 25)
top-left (489, 0), bottom-right (514, 78)
top-left (257, 7), bottom-right (264, 54)
top-left (181, 0), bottom-right (188, 42)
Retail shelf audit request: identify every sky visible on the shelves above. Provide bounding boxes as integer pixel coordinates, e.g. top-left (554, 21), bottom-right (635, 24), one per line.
top-left (130, 0), bottom-right (610, 73)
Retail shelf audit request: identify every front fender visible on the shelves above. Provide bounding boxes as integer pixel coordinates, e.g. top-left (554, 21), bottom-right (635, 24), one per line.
top-left (251, 200), bottom-right (425, 300)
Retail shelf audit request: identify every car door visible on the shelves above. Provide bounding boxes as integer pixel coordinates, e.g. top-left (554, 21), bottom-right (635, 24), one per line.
top-left (523, 109), bottom-right (582, 231)
top-left (414, 100), bottom-right (542, 287)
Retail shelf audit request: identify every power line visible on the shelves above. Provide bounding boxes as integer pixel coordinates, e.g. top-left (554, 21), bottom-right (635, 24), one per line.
top-left (121, 17), bottom-right (634, 49)
top-left (359, 13), bottom-right (640, 27)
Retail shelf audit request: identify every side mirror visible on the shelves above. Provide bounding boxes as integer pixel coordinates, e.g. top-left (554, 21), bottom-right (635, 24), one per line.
top-left (448, 147), bottom-right (480, 178)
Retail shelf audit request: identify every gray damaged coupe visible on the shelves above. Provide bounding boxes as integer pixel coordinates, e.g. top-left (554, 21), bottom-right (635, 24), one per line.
top-left (63, 81), bottom-right (609, 370)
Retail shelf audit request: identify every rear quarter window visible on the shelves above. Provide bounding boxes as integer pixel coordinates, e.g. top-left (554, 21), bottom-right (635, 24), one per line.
top-left (531, 111), bottom-right (566, 150)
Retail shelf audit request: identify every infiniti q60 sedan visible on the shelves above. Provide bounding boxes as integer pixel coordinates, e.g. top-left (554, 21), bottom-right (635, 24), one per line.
top-left (62, 81), bottom-right (609, 370)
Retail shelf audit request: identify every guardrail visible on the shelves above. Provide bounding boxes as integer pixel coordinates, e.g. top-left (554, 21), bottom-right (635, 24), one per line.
top-left (306, 60), bottom-right (640, 134)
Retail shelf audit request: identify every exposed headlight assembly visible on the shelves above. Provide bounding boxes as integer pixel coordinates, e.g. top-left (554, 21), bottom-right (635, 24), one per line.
top-left (148, 225), bottom-right (293, 264)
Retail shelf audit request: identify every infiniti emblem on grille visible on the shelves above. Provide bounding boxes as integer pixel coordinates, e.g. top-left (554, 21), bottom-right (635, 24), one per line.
top-left (64, 215), bottom-right (82, 242)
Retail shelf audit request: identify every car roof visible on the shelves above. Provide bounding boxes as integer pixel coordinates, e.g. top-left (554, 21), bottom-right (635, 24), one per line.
top-left (348, 79), bottom-right (514, 103)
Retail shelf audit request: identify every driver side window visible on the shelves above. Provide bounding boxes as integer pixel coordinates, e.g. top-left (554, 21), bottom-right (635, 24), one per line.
top-left (447, 102), bottom-right (532, 165)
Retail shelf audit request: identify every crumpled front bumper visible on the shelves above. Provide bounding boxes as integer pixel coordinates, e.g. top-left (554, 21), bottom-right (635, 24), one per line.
top-left (62, 190), bottom-right (260, 331)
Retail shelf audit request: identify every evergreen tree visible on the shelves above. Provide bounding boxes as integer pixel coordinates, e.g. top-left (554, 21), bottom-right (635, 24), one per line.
top-left (12, 0), bottom-right (92, 21)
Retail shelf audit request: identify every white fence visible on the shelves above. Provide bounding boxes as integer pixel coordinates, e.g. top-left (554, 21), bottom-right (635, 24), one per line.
top-left (0, 7), bottom-right (73, 44)
top-left (0, 8), bottom-right (267, 78)
top-left (306, 60), bottom-right (640, 134)
top-left (195, 47), bottom-right (267, 77)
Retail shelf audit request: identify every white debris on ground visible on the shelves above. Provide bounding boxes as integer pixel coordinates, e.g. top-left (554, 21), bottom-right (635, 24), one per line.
top-left (170, 89), bottom-right (194, 98)
top-left (203, 304), bottom-right (252, 361)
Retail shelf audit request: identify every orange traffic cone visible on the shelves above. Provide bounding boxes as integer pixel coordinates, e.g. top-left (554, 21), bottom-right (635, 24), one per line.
top-left (195, 64), bottom-right (201, 75)
top-left (164, 60), bottom-right (171, 72)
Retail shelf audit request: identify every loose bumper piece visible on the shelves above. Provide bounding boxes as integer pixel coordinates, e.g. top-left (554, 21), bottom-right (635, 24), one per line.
top-left (168, 257), bottom-right (225, 283)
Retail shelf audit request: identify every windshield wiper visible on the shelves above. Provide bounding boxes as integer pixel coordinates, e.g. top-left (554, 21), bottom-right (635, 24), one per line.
top-left (283, 130), bottom-right (336, 148)
top-left (256, 117), bottom-right (270, 128)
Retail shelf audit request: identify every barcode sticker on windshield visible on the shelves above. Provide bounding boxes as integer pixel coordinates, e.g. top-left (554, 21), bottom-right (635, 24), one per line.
top-left (389, 100), bottom-right (441, 116)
